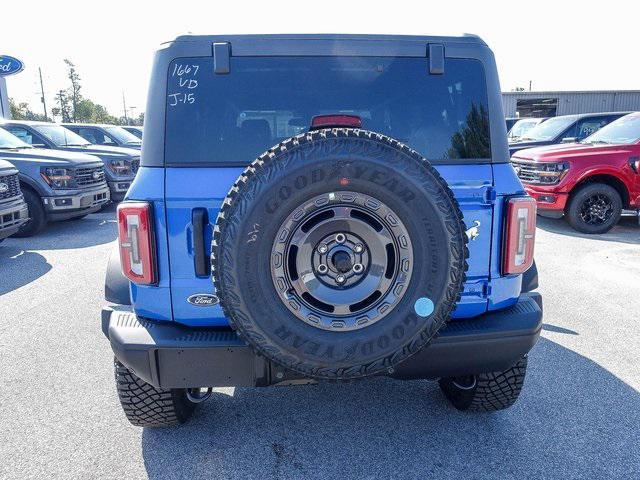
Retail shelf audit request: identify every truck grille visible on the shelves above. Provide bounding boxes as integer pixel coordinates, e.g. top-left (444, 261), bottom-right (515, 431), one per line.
top-left (511, 160), bottom-right (540, 184)
top-left (75, 166), bottom-right (106, 187)
top-left (0, 173), bottom-right (21, 202)
top-left (131, 158), bottom-right (140, 174)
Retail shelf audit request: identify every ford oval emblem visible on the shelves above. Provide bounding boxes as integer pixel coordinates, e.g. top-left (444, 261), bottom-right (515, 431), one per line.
top-left (0, 55), bottom-right (25, 77)
top-left (187, 294), bottom-right (220, 307)
top-left (0, 183), bottom-right (8, 193)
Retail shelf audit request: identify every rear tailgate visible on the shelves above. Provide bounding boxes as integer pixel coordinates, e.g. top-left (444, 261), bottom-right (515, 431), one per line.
top-left (164, 165), bottom-right (494, 326)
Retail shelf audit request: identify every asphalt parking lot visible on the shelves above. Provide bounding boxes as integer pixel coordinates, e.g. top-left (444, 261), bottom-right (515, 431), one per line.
top-left (1, 206), bottom-right (639, 480)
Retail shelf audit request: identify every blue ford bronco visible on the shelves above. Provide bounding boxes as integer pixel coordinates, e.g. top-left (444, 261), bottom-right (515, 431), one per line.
top-left (103, 34), bottom-right (542, 427)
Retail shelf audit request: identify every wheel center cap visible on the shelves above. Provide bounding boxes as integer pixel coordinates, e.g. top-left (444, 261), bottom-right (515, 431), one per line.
top-left (332, 250), bottom-right (352, 273)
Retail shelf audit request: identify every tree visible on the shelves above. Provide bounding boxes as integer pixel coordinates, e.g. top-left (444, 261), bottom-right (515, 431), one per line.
top-left (9, 98), bottom-right (48, 121)
top-left (133, 112), bottom-right (144, 126)
top-left (64, 59), bottom-right (82, 122)
top-left (54, 90), bottom-right (72, 122)
top-left (73, 98), bottom-right (120, 124)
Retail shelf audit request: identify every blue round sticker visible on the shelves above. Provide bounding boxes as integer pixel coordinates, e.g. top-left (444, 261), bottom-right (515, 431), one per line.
top-left (414, 297), bottom-right (434, 317)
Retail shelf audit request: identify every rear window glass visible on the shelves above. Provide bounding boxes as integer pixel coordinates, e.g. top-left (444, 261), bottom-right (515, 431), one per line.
top-left (165, 56), bottom-right (491, 165)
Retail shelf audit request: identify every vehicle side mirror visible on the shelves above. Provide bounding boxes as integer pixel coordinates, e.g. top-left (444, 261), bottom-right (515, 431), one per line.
top-left (561, 137), bottom-right (577, 144)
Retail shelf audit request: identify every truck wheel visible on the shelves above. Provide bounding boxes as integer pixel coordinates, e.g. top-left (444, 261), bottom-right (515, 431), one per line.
top-left (114, 359), bottom-right (197, 427)
top-left (13, 189), bottom-right (47, 237)
top-left (566, 183), bottom-right (622, 234)
top-left (212, 128), bottom-right (468, 380)
top-left (438, 356), bottom-right (528, 411)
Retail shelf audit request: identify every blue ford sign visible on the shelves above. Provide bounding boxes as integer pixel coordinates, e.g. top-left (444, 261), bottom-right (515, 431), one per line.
top-left (0, 56), bottom-right (24, 76)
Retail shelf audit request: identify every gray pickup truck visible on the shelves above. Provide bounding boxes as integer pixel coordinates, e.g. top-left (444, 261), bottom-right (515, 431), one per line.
top-left (2, 121), bottom-right (139, 202)
top-left (0, 127), bottom-right (110, 236)
top-left (62, 123), bottom-right (142, 150)
top-left (0, 159), bottom-right (28, 241)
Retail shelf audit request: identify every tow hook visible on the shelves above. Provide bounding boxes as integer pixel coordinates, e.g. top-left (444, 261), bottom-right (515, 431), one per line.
top-left (465, 220), bottom-right (481, 241)
top-left (186, 387), bottom-right (213, 403)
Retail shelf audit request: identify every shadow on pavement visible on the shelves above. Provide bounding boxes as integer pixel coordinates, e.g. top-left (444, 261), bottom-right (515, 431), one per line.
top-left (141, 338), bottom-right (640, 479)
top-left (0, 246), bottom-right (52, 296)
top-left (536, 216), bottom-right (640, 245)
top-left (1, 207), bottom-right (117, 251)
top-left (542, 323), bottom-right (579, 335)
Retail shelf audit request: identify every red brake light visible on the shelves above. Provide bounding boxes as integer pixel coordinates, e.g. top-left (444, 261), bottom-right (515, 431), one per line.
top-left (117, 202), bottom-right (156, 285)
top-left (503, 196), bottom-right (536, 275)
top-left (311, 114), bottom-right (362, 129)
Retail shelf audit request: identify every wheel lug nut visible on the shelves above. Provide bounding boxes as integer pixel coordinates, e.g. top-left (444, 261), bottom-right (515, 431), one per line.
top-left (317, 264), bottom-right (328, 274)
top-left (352, 263), bottom-right (364, 274)
top-left (335, 233), bottom-right (346, 244)
top-left (317, 244), bottom-right (328, 254)
top-left (354, 244), bottom-right (364, 253)
top-left (336, 274), bottom-right (346, 284)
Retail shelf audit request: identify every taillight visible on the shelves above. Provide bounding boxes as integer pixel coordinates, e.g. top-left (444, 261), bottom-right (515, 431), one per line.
top-left (117, 202), bottom-right (156, 284)
top-left (503, 196), bottom-right (536, 275)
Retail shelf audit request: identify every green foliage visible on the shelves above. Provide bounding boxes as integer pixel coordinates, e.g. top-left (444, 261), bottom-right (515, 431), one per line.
top-left (64, 59), bottom-right (82, 122)
top-left (54, 90), bottom-right (72, 123)
top-left (75, 98), bottom-right (120, 124)
top-left (9, 98), bottom-right (48, 121)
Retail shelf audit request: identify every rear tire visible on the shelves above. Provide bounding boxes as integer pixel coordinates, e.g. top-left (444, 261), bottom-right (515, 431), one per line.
top-left (438, 356), bottom-right (528, 411)
top-left (566, 183), bottom-right (622, 234)
top-left (114, 359), bottom-right (197, 427)
top-left (13, 189), bottom-right (47, 237)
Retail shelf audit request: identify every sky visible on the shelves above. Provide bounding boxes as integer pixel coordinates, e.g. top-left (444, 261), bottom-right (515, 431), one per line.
top-left (3, 0), bottom-right (639, 119)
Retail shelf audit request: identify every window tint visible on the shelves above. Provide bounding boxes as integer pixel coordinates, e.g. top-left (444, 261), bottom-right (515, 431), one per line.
top-left (576, 117), bottom-right (610, 140)
top-left (77, 128), bottom-right (115, 145)
top-left (5, 126), bottom-right (34, 144)
top-left (165, 56), bottom-right (491, 165)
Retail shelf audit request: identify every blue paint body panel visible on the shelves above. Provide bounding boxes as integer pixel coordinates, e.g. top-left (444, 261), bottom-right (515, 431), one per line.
top-left (128, 163), bottom-right (528, 327)
top-left (165, 167), bottom-right (240, 326)
top-left (125, 168), bottom-right (173, 321)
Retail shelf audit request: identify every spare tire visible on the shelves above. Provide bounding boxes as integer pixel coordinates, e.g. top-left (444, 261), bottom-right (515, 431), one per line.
top-left (212, 128), bottom-right (467, 379)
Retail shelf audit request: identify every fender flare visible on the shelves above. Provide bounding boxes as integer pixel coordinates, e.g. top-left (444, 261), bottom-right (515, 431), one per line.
top-left (18, 173), bottom-right (48, 196)
top-left (105, 243), bottom-right (131, 305)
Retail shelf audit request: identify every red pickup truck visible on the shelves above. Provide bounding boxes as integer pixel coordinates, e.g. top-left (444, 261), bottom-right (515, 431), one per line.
top-left (511, 112), bottom-right (640, 233)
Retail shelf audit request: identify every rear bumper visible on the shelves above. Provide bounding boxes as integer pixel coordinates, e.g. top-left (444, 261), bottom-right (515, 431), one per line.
top-left (103, 293), bottom-right (543, 389)
top-left (0, 197), bottom-right (29, 240)
top-left (43, 185), bottom-right (110, 220)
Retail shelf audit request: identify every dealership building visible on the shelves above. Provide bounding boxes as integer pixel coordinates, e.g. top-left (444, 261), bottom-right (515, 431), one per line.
top-left (502, 90), bottom-right (640, 118)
